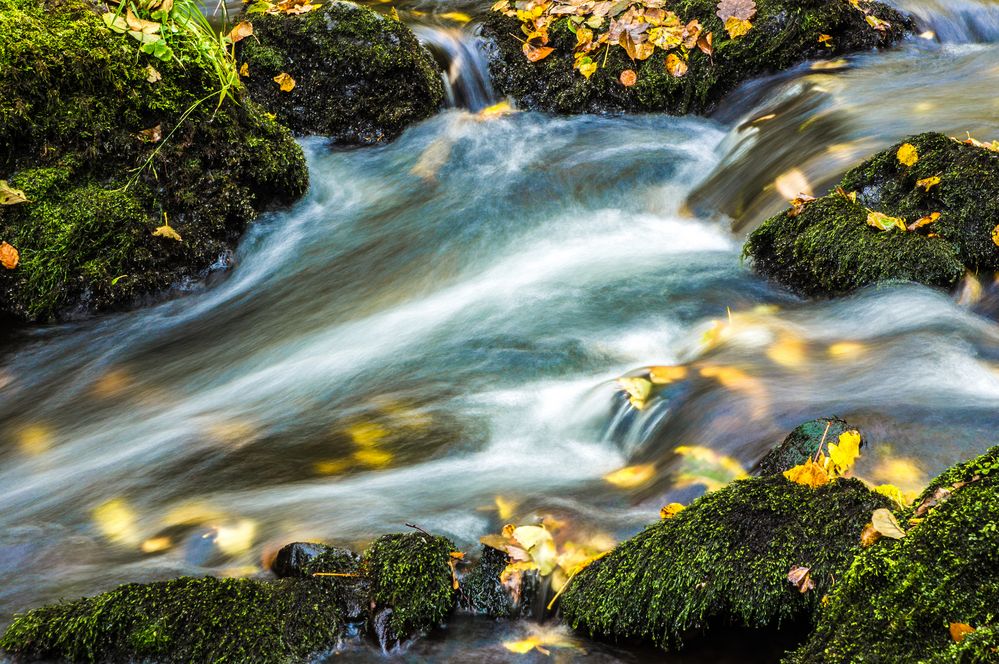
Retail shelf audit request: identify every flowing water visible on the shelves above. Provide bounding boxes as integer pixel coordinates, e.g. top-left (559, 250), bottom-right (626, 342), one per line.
top-left (4, 0), bottom-right (999, 661)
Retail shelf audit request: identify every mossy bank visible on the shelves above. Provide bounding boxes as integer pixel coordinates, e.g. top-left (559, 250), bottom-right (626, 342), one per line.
top-left (239, 2), bottom-right (445, 144)
top-left (481, 0), bottom-right (910, 115)
top-left (0, 532), bottom-right (457, 662)
top-left (745, 132), bottom-right (999, 296)
top-left (786, 446), bottom-right (999, 663)
top-left (0, 0), bottom-right (308, 323)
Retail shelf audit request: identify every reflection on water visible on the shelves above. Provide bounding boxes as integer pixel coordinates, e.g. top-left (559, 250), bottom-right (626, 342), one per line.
top-left (5, 0), bottom-right (999, 661)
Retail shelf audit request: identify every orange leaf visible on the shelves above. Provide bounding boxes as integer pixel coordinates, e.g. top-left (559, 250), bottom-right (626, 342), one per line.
top-left (523, 43), bottom-right (554, 62)
top-left (665, 53), bottom-right (688, 77)
top-left (619, 69), bottom-right (637, 87)
top-left (227, 21), bottom-right (253, 43)
top-left (950, 623), bottom-right (976, 643)
top-left (0, 241), bottom-right (19, 270)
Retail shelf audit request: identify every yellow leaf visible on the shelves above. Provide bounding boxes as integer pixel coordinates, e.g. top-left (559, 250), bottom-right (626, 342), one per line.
top-left (478, 101), bottom-right (514, 119)
top-left (389, 7), bottom-right (400, 21)
top-left (438, 11), bottom-right (471, 22)
top-left (992, 224), bottom-right (999, 248)
top-left (604, 464), bottom-right (656, 488)
top-left (827, 341), bottom-right (867, 360)
top-left (660, 502), bottom-right (685, 519)
top-left (511, 525), bottom-right (558, 575)
top-left (828, 430), bottom-right (861, 474)
top-left (578, 58), bottom-right (598, 80)
top-left (314, 459), bottom-right (351, 475)
top-left (818, 33), bottom-right (833, 47)
top-left (908, 212), bottom-right (940, 231)
top-left (214, 519), bottom-right (258, 555)
top-left (867, 210), bottom-right (907, 232)
top-left (665, 53), bottom-right (688, 77)
top-left (775, 169), bottom-right (812, 201)
top-left (897, 143), bottom-right (919, 167)
top-left (950, 623), bottom-right (976, 643)
top-left (153, 221), bottom-right (182, 241)
top-left (227, 20), bottom-right (253, 43)
top-left (724, 17), bottom-right (752, 39)
top-left (274, 72), bottom-right (296, 92)
top-left (783, 459), bottom-right (830, 488)
top-left (17, 424), bottom-right (53, 455)
top-left (673, 444), bottom-right (748, 491)
top-left (495, 495), bottom-right (518, 521)
top-left (353, 448), bottom-right (392, 467)
top-left (873, 484), bottom-right (909, 509)
top-left (649, 365), bottom-right (687, 384)
top-left (239, 62), bottom-right (250, 77)
top-left (916, 175), bottom-right (941, 192)
top-left (346, 421), bottom-right (389, 447)
top-left (766, 334), bottom-right (807, 368)
top-left (617, 376), bottom-right (653, 410)
top-left (93, 498), bottom-right (140, 546)
top-left (835, 185), bottom-right (858, 204)
top-left (0, 241), bottom-right (20, 270)
top-left (865, 14), bottom-right (891, 32)
top-left (503, 638), bottom-right (539, 654)
top-left (0, 180), bottom-right (28, 205)
top-left (871, 507), bottom-right (905, 539)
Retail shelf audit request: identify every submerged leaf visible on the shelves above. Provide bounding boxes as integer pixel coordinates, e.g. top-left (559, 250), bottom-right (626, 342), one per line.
top-left (604, 464), bottom-right (656, 488)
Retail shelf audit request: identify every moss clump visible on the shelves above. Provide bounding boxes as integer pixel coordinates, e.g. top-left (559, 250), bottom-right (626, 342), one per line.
top-left (560, 475), bottom-right (893, 650)
top-left (481, 0), bottom-right (909, 115)
top-left (0, 0), bottom-right (308, 322)
top-left (240, 2), bottom-right (444, 144)
top-left (756, 418), bottom-right (863, 475)
top-left (458, 545), bottom-right (516, 617)
top-left (744, 191), bottom-right (964, 297)
top-left (786, 447), bottom-right (999, 663)
top-left (0, 577), bottom-right (347, 663)
top-left (363, 532), bottom-right (457, 644)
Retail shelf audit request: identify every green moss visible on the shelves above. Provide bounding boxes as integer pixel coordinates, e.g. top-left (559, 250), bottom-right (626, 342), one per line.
top-left (786, 447), bottom-right (999, 663)
top-left (458, 545), bottom-right (515, 617)
top-left (840, 132), bottom-right (999, 272)
top-left (363, 532), bottom-right (457, 641)
top-left (559, 475), bottom-right (893, 650)
top-left (0, 577), bottom-right (347, 663)
top-left (0, 0), bottom-right (308, 322)
top-left (756, 418), bottom-right (863, 475)
top-left (481, 0), bottom-right (910, 115)
top-left (240, 2), bottom-right (444, 144)
top-left (744, 192), bottom-right (964, 297)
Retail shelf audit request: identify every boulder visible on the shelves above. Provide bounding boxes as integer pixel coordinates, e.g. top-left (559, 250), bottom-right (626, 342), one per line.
top-left (0, 0), bottom-right (308, 323)
top-left (756, 417), bottom-right (864, 476)
top-left (480, 0), bottom-right (910, 115)
top-left (239, 2), bottom-right (445, 144)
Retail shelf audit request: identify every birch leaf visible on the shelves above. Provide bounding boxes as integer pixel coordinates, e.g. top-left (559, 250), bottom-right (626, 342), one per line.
top-left (871, 508), bottom-right (905, 539)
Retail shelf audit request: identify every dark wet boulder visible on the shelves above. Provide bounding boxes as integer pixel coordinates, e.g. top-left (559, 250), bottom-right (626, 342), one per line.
top-left (458, 544), bottom-right (516, 617)
top-left (480, 0), bottom-right (910, 116)
top-left (0, 0), bottom-right (308, 323)
top-left (239, 2), bottom-right (445, 144)
top-left (559, 474), bottom-right (892, 650)
top-left (745, 132), bottom-right (999, 297)
top-left (272, 541), bottom-right (336, 578)
top-left (756, 417), bottom-right (863, 475)
top-left (785, 446), bottom-right (999, 663)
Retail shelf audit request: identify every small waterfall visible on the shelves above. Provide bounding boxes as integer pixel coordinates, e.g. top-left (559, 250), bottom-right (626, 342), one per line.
top-left (414, 24), bottom-right (498, 112)
top-left (899, 0), bottom-right (999, 43)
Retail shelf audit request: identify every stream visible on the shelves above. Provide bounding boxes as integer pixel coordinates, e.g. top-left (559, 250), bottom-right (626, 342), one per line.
top-left (4, 0), bottom-right (999, 661)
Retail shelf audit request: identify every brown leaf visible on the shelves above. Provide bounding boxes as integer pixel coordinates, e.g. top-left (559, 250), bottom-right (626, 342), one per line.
top-left (227, 21), bottom-right (253, 43)
top-left (787, 565), bottom-right (815, 593)
top-left (0, 242), bottom-right (19, 270)
top-left (619, 69), bottom-right (637, 86)
top-left (697, 31), bottom-right (714, 56)
top-left (125, 8), bottom-right (160, 34)
top-left (145, 65), bottom-right (162, 83)
top-left (788, 193), bottom-right (817, 217)
top-left (137, 124), bottom-right (162, 143)
top-left (860, 522), bottom-right (881, 547)
top-left (871, 508), bottom-right (905, 539)
top-left (273, 72), bottom-right (296, 92)
top-left (717, 0), bottom-right (756, 22)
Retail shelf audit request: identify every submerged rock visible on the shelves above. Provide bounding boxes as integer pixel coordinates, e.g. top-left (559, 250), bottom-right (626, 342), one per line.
top-left (239, 2), bottom-right (445, 144)
top-left (480, 0), bottom-right (910, 116)
top-left (0, 531), bottom-right (456, 661)
top-left (756, 417), bottom-right (864, 475)
top-left (745, 133), bottom-right (999, 297)
top-left (0, 0), bottom-right (308, 323)
top-left (559, 474), bottom-right (892, 650)
top-left (786, 446), bottom-right (999, 663)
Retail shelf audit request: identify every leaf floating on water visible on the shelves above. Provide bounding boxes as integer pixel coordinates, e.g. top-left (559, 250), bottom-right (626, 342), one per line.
top-left (604, 464), bottom-right (656, 488)
top-left (871, 507), bottom-right (905, 539)
top-left (0, 180), bottom-right (28, 205)
top-left (787, 565), bottom-right (815, 593)
top-left (665, 53), bottom-right (688, 77)
top-left (93, 498), bottom-right (140, 546)
top-left (828, 430), bottom-right (861, 475)
top-left (478, 101), bottom-right (514, 119)
top-left (273, 72), bottom-right (296, 92)
top-left (649, 365), bottom-right (687, 384)
top-left (784, 459), bottom-right (830, 489)
top-left (673, 445), bottom-right (748, 491)
top-left (0, 241), bottom-right (19, 270)
top-left (897, 143), bottom-right (919, 167)
top-left (227, 21), bottom-right (254, 43)
top-left (660, 502), bottom-right (685, 519)
top-left (950, 623), bottom-right (976, 643)
top-left (916, 175), bottom-right (941, 192)
top-left (502, 627), bottom-right (583, 656)
top-left (866, 210), bottom-right (906, 232)
top-left (619, 69), bottom-right (637, 86)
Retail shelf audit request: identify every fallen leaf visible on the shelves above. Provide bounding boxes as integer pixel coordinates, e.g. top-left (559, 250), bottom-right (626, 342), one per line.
top-left (897, 143), bottom-right (919, 167)
top-left (828, 430), bottom-right (861, 474)
top-left (665, 53), bottom-right (688, 77)
top-left (273, 72), bottom-right (296, 92)
top-left (604, 464), bottom-right (656, 488)
top-left (649, 365), bottom-right (687, 384)
top-left (523, 43), bottom-right (555, 62)
top-left (867, 210), bottom-right (906, 232)
top-left (916, 175), bottom-right (941, 192)
top-left (717, 0), bottom-right (756, 22)
top-left (873, 484), bottom-right (909, 509)
top-left (660, 502), bottom-right (685, 519)
top-left (950, 623), bottom-right (976, 643)
top-left (787, 565), bottom-right (815, 593)
top-left (697, 31), bottom-right (714, 56)
top-left (0, 242), bottom-right (19, 270)
top-left (818, 33), bottom-right (833, 47)
top-left (788, 193), bottom-right (817, 217)
top-left (137, 124), bottom-right (162, 143)
top-left (619, 69), bottom-right (637, 86)
top-left (227, 21), bottom-right (253, 43)
top-left (617, 376), bottom-right (653, 410)
top-left (578, 58), bottom-right (598, 80)
top-left (784, 459), bottom-right (830, 488)
top-left (860, 522), bottom-right (881, 547)
top-left (871, 507), bottom-right (905, 539)
top-left (992, 224), bottom-right (999, 248)
top-left (93, 498), bottom-right (140, 546)
top-left (145, 65), bottom-right (162, 83)
top-left (835, 185), bottom-right (858, 204)
top-left (126, 8), bottom-right (160, 34)
top-left (0, 180), bottom-right (28, 205)
top-left (908, 212), bottom-right (940, 231)
top-left (724, 16), bottom-right (752, 39)
top-left (865, 14), bottom-right (891, 32)
top-left (153, 222), bottom-right (182, 241)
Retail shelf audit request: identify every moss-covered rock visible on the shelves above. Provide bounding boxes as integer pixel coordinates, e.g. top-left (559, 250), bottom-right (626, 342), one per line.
top-left (756, 418), bottom-right (863, 475)
top-left (481, 0), bottom-right (909, 115)
top-left (744, 132), bottom-right (999, 297)
top-left (785, 446), bottom-right (999, 663)
top-left (457, 544), bottom-right (516, 617)
top-left (0, 577), bottom-right (348, 663)
top-left (559, 475), bottom-right (892, 650)
top-left (0, 0), bottom-right (308, 323)
top-left (239, 2), bottom-right (444, 144)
